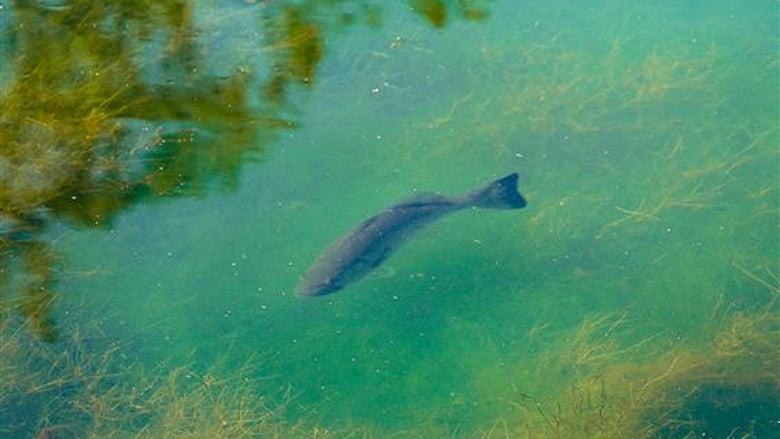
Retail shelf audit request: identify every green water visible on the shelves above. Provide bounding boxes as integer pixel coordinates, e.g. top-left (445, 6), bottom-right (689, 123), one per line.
top-left (1, 0), bottom-right (778, 438)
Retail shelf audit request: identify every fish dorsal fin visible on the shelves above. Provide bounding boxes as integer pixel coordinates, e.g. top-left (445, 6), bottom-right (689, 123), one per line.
top-left (347, 192), bottom-right (451, 237)
top-left (395, 191), bottom-right (451, 208)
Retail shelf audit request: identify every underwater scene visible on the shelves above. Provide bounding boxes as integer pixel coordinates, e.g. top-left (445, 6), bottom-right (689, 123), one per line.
top-left (1, 0), bottom-right (778, 438)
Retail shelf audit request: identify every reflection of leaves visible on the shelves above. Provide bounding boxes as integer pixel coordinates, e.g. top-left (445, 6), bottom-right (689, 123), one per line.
top-left (412, 0), bottom-right (448, 28)
top-left (3, 1), bottom-right (213, 217)
top-left (263, 6), bottom-right (324, 104)
top-left (282, 8), bottom-right (323, 84)
top-left (262, 2), bottom-right (381, 105)
top-left (410, 0), bottom-right (489, 28)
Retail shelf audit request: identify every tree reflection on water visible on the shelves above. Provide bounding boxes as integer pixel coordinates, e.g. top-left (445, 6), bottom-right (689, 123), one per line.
top-left (0, 0), bottom-right (490, 340)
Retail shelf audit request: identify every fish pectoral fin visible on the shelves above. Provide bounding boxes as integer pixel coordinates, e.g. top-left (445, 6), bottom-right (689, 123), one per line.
top-left (355, 246), bottom-right (393, 271)
top-left (369, 265), bottom-right (396, 279)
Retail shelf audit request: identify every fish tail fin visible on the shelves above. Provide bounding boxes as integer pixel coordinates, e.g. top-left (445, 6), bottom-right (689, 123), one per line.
top-left (463, 173), bottom-right (527, 209)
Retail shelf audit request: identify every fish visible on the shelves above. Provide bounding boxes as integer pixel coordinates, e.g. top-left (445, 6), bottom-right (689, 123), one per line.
top-left (297, 172), bottom-right (527, 296)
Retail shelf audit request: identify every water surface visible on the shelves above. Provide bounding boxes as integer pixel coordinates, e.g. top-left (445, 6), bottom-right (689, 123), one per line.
top-left (1, 0), bottom-right (777, 437)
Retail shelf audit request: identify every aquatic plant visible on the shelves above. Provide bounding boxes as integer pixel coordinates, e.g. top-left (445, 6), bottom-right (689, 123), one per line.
top-left (0, 318), bottom-right (379, 438)
top-left (483, 302), bottom-right (779, 439)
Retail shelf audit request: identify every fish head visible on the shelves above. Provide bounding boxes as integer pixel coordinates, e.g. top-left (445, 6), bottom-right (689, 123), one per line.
top-left (296, 274), bottom-right (344, 296)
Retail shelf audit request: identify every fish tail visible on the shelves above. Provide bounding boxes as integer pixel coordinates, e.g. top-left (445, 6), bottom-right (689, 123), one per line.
top-left (463, 173), bottom-right (527, 209)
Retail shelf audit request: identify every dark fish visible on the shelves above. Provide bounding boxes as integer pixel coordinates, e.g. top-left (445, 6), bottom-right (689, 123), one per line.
top-left (297, 173), bottom-right (527, 296)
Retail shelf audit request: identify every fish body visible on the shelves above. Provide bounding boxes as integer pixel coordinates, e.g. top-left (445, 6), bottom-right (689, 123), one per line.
top-left (297, 173), bottom-right (527, 296)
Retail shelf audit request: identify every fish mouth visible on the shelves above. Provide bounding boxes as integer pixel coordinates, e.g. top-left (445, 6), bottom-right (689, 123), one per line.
top-left (297, 280), bottom-right (341, 296)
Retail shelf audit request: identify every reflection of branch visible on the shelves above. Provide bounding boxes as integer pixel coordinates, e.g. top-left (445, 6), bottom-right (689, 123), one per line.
top-left (1, 237), bottom-right (60, 342)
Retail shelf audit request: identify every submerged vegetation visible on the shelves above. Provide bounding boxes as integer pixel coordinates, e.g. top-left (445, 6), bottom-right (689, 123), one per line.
top-left (486, 302), bottom-right (779, 438)
top-left (1, 291), bottom-right (776, 438)
top-left (0, 318), bottom-right (357, 438)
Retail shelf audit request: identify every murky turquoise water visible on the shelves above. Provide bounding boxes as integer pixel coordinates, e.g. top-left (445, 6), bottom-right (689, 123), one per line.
top-left (2, 0), bottom-right (778, 437)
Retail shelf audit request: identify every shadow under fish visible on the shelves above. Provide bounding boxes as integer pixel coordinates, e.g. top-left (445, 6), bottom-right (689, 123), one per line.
top-left (297, 173), bottom-right (527, 296)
